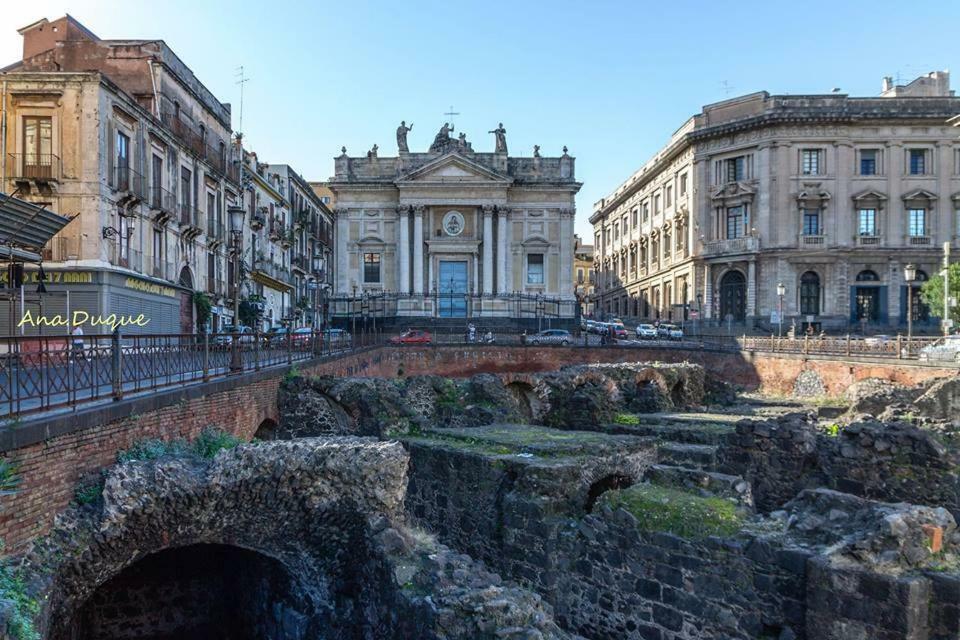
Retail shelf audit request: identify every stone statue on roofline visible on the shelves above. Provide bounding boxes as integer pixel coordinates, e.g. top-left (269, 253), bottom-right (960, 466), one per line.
top-left (396, 121), bottom-right (413, 153)
top-left (429, 123), bottom-right (456, 153)
top-left (489, 123), bottom-right (507, 153)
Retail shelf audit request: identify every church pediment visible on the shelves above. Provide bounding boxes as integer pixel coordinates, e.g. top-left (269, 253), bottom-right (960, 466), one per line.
top-left (398, 153), bottom-right (512, 185)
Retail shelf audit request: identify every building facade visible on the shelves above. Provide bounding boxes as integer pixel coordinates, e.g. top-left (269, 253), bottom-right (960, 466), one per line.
top-left (573, 235), bottom-right (595, 317)
top-left (327, 123), bottom-right (580, 324)
top-left (1, 15), bottom-right (240, 334)
top-left (592, 72), bottom-right (960, 333)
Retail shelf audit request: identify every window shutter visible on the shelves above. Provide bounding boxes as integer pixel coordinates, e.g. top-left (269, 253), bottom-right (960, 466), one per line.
top-left (107, 121), bottom-right (116, 188)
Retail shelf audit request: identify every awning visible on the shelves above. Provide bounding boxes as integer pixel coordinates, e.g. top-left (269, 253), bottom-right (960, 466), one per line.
top-left (0, 192), bottom-right (74, 257)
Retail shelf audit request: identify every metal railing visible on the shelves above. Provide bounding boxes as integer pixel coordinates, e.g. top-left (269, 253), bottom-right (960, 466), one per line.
top-left (0, 330), bottom-right (367, 419)
top-left (0, 328), bottom-right (952, 420)
top-left (150, 184), bottom-right (176, 215)
top-left (8, 153), bottom-right (61, 181)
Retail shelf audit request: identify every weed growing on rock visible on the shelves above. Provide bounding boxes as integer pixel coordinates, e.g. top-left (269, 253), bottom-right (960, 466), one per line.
top-left (0, 458), bottom-right (21, 495)
top-left (601, 483), bottom-right (744, 539)
top-left (0, 560), bottom-right (39, 640)
top-left (192, 428), bottom-right (242, 458)
top-left (73, 474), bottom-right (105, 506)
top-left (283, 365), bottom-right (301, 383)
top-left (117, 428), bottom-right (242, 463)
top-left (613, 413), bottom-right (640, 425)
top-left (820, 423), bottom-right (843, 437)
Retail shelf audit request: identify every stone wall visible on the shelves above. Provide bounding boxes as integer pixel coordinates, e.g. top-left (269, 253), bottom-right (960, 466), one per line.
top-left (720, 415), bottom-right (960, 516)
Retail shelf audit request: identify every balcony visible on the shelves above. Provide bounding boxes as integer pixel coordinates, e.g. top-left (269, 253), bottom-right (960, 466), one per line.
top-left (253, 259), bottom-right (292, 284)
top-left (908, 235), bottom-right (932, 246)
top-left (250, 210), bottom-right (266, 230)
top-left (179, 203), bottom-right (202, 236)
top-left (111, 164), bottom-right (147, 201)
top-left (41, 235), bottom-right (81, 262)
top-left (206, 218), bottom-right (226, 245)
top-left (159, 111), bottom-right (205, 157)
top-left (799, 234), bottom-right (826, 248)
top-left (108, 245), bottom-right (143, 272)
top-left (292, 254), bottom-right (310, 273)
top-left (8, 153), bottom-right (61, 182)
top-left (857, 235), bottom-right (881, 247)
top-left (702, 235), bottom-right (760, 257)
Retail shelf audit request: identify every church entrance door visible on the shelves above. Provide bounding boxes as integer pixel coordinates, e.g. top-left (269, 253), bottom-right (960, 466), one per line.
top-left (438, 260), bottom-right (468, 317)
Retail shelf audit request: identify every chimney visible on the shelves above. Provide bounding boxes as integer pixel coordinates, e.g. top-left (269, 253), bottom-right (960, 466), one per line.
top-left (882, 76), bottom-right (893, 94)
top-left (17, 15), bottom-right (98, 61)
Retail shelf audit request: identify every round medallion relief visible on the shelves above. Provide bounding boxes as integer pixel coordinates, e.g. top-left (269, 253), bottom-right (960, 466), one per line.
top-left (442, 211), bottom-right (465, 237)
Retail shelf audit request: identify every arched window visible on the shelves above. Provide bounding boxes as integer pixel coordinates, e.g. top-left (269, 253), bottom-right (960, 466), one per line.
top-left (856, 270), bottom-right (879, 282)
top-left (799, 271), bottom-right (820, 315)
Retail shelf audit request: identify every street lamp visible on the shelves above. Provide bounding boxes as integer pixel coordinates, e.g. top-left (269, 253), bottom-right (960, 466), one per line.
top-left (228, 204), bottom-right (245, 372)
top-left (776, 282), bottom-right (786, 338)
top-left (904, 263), bottom-right (917, 353)
top-left (696, 292), bottom-right (703, 336)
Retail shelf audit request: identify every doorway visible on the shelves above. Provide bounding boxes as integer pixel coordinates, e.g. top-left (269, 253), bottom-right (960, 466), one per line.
top-left (438, 260), bottom-right (468, 317)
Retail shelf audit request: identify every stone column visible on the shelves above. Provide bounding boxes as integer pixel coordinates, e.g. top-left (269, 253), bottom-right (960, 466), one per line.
top-left (397, 206), bottom-right (410, 294)
top-left (747, 259), bottom-right (757, 319)
top-left (413, 206), bottom-right (425, 294)
top-left (482, 205), bottom-right (494, 295)
top-left (335, 208), bottom-right (349, 293)
top-left (559, 208), bottom-right (574, 298)
top-left (497, 208), bottom-right (509, 294)
top-left (703, 262), bottom-right (712, 319)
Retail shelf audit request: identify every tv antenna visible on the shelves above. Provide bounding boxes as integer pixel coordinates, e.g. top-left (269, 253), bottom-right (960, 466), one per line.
top-left (720, 80), bottom-right (734, 97)
top-left (443, 105), bottom-right (460, 128)
top-left (236, 66), bottom-right (250, 139)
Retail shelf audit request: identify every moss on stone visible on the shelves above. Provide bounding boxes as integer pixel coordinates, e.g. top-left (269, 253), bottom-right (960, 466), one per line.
top-left (0, 560), bottom-right (40, 640)
top-left (600, 483), bottom-right (744, 539)
top-left (613, 413), bottom-right (640, 425)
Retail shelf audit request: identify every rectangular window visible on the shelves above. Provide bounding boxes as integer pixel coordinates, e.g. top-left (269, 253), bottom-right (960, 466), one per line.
top-left (858, 209), bottom-right (877, 236)
top-left (577, 268), bottom-right (584, 284)
top-left (663, 230), bottom-right (671, 257)
top-left (527, 253), bottom-right (544, 284)
top-left (908, 208), bottom-right (926, 236)
top-left (802, 208), bottom-right (820, 236)
top-left (631, 208), bottom-right (638, 227)
top-left (725, 156), bottom-right (745, 183)
top-left (679, 173), bottom-right (688, 195)
top-left (909, 149), bottom-right (927, 175)
top-left (153, 228), bottom-right (164, 275)
top-left (860, 149), bottom-right (878, 175)
top-left (622, 215), bottom-right (628, 233)
top-left (726, 206), bottom-right (744, 239)
top-left (115, 131), bottom-right (130, 190)
top-left (180, 167), bottom-right (192, 222)
top-left (653, 194), bottom-right (661, 214)
top-left (665, 186), bottom-right (673, 208)
top-left (22, 115), bottom-right (52, 177)
top-left (613, 223), bottom-right (619, 240)
top-left (801, 149), bottom-right (821, 175)
top-left (151, 155), bottom-right (163, 208)
top-left (642, 203), bottom-right (649, 221)
top-left (363, 252), bottom-right (381, 283)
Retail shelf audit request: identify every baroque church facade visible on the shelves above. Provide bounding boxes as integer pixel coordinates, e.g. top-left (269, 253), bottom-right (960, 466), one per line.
top-left (328, 123), bottom-right (581, 321)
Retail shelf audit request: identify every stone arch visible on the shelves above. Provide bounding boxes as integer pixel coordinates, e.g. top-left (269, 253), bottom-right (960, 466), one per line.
top-left (254, 417), bottom-right (280, 441)
top-left (37, 439), bottom-right (411, 640)
top-left (70, 543), bottom-right (308, 639)
top-left (506, 381), bottom-right (538, 423)
top-left (719, 269), bottom-right (746, 321)
top-left (584, 473), bottom-right (635, 513)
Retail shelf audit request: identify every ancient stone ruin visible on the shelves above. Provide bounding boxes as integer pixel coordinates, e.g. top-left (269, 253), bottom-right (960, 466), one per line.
top-left (6, 362), bottom-right (960, 639)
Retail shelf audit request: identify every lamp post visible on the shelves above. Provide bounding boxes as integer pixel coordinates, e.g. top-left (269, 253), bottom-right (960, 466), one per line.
top-left (696, 293), bottom-right (703, 337)
top-left (776, 282), bottom-right (786, 339)
top-left (227, 204), bottom-right (245, 372)
top-left (904, 263), bottom-right (916, 354)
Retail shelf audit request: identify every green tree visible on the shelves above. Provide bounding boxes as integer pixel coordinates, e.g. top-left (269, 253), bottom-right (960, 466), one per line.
top-left (919, 262), bottom-right (960, 329)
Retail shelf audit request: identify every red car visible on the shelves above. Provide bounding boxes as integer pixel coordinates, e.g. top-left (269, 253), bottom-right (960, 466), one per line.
top-left (390, 329), bottom-right (432, 344)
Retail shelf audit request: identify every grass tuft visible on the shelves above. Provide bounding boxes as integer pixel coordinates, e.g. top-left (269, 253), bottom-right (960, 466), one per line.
top-left (600, 483), bottom-right (744, 539)
top-left (0, 560), bottom-right (40, 640)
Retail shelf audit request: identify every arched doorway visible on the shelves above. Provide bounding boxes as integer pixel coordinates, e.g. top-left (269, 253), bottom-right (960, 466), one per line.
top-left (254, 417), bottom-right (279, 441)
top-left (178, 266), bottom-right (195, 334)
top-left (70, 544), bottom-right (309, 640)
top-left (854, 269), bottom-right (881, 323)
top-left (719, 270), bottom-right (746, 321)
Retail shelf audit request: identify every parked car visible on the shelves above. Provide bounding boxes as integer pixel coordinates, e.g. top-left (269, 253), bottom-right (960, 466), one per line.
top-left (525, 329), bottom-right (573, 345)
top-left (919, 335), bottom-right (960, 362)
top-left (322, 328), bottom-right (353, 349)
top-left (658, 324), bottom-right (684, 340)
top-left (863, 334), bottom-right (894, 347)
top-left (264, 326), bottom-right (290, 345)
top-left (291, 327), bottom-right (316, 345)
top-left (607, 324), bottom-right (629, 340)
top-left (636, 324), bottom-right (658, 339)
top-left (215, 325), bottom-right (255, 345)
top-left (587, 320), bottom-right (606, 335)
top-left (391, 329), bottom-right (432, 344)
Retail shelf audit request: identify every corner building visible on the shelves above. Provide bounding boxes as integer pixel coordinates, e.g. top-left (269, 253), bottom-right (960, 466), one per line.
top-left (592, 72), bottom-right (960, 332)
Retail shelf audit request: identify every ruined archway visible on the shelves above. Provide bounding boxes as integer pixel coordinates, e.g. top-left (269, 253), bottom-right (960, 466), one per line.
top-left (670, 379), bottom-right (686, 407)
top-left (38, 439), bottom-right (413, 640)
top-left (584, 474), bottom-right (635, 513)
top-left (506, 381), bottom-right (538, 423)
top-left (254, 417), bottom-right (280, 440)
top-left (71, 544), bottom-right (308, 640)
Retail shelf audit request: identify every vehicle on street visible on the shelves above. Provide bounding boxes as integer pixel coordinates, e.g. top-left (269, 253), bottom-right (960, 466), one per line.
top-left (658, 323), bottom-right (683, 340)
top-left (264, 326), bottom-right (290, 345)
top-left (636, 324), bottom-right (658, 339)
top-left (610, 325), bottom-right (629, 340)
top-left (322, 328), bottom-right (353, 349)
top-left (390, 329), bottom-right (432, 344)
top-left (863, 334), bottom-right (894, 347)
top-left (291, 327), bottom-right (316, 345)
top-left (215, 325), bottom-right (256, 345)
top-left (919, 335), bottom-right (960, 362)
top-left (525, 329), bottom-right (573, 345)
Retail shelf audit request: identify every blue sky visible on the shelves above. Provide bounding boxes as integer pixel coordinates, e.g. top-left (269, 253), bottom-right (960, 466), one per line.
top-left (2, 0), bottom-right (958, 239)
